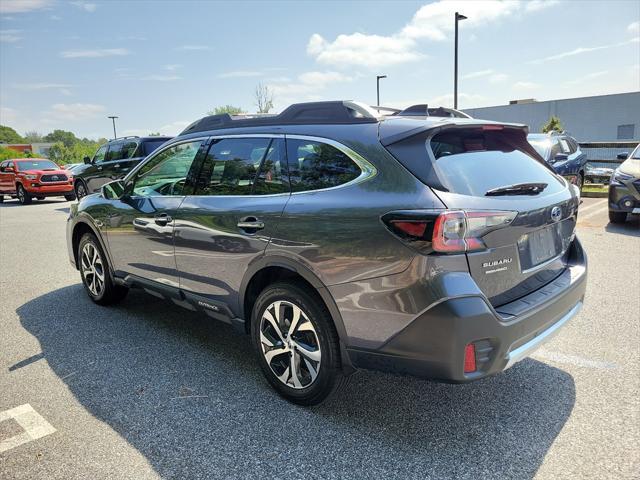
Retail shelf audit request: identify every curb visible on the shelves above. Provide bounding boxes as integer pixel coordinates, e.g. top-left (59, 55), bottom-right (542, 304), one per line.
top-left (581, 190), bottom-right (608, 198)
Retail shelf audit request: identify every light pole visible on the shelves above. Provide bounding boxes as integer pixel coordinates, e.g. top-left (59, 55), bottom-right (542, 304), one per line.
top-left (107, 116), bottom-right (119, 139)
top-left (454, 12), bottom-right (467, 109)
top-left (376, 75), bottom-right (387, 107)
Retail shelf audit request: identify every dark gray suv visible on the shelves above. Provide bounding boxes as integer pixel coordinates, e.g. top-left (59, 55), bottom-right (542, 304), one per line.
top-left (66, 101), bottom-right (587, 405)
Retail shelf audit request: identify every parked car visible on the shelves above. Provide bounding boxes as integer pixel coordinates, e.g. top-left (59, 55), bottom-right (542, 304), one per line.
top-left (73, 135), bottom-right (172, 199)
top-left (528, 132), bottom-right (587, 189)
top-left (0, 158), bottom-right (75, 204)
top-left (584, 164), bottom-right (614, 184)
top-left (608, 146), bottom-right (640, 223)
top-left (67, 101), bottom-right (587, 405)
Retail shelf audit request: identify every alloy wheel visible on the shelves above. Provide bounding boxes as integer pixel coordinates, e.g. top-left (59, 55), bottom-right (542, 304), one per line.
top-left (81, 242), bottom-right (105, 296)
top-left (259, 300), bottom-right (321, 389)
top-left (76, 182), bottom-right (87, 199)
top-left (17, 186), bottom-right (25, 202)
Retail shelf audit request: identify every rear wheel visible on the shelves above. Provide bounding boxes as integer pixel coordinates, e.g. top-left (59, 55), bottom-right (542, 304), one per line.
top-left (16, 184), bottom-right (31, 205)
top-left (251, 282), bottom-right (345, 406)
top-left (75, 180), bottom-right (88, 199)
top-left (576, 172), bottom-right (584, 190)
top-left (608, 210), bottom-right (627, 224)
top-left (78, 233), bottom-right (128, 305)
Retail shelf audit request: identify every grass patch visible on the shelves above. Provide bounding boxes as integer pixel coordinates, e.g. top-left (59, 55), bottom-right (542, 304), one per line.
top-left (582, 184), bottom-right (608, 194)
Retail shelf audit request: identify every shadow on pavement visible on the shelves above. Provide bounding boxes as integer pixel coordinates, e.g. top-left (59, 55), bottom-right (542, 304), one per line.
top-left (17, 285), bottom-right (576, 479)
top-left (604, 215), bottom-right (640, 236)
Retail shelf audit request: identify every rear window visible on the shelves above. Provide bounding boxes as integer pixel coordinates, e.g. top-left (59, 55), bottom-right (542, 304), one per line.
top-left (430, 129), bottom-right (564, 197)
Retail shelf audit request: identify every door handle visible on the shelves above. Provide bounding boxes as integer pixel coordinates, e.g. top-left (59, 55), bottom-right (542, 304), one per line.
top-left (114, 164), bottom-right (121, 169)
top-left (97, 166), bottom-right (103, 171)
top-left (237, 218), bottom-right (265, 231)
top-left (154, 213), bottom-right (173, 226)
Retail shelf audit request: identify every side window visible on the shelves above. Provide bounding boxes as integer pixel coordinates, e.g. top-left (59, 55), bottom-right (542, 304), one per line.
top-left (253, 139), bottom-right (288, 195)
top-left (558, 138), bottom-right (571, 154)
top-left (549, 139), bottom-right (562, 159)
top-left (106, 141), bottom-right (124, 161)
top-left (7, 161), bottom-right (14, 171)
top-left (132, 140), bottom-right (204, 197)
top-left (567, 138), bottom-right (578, 154)
top-left (286, 139), bottom-right (361, 192)
top-left (93, 145), bottom-right (107, 164)
top-left (0, 161), bottom-right (6, 172)
top-left (122, 140), bottom-right (138, 159)
top-left (194, 137), bottom-right (271, 196)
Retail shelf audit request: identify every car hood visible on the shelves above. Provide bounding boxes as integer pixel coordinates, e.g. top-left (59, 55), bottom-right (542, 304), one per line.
top-left (619, 158), bottom-right (640, 178)
top-left (19, 169), bottom-right (70, 176)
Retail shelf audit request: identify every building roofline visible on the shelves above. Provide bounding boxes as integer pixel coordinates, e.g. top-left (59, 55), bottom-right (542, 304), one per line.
top-left (464, 90), bottom-right (640, 111)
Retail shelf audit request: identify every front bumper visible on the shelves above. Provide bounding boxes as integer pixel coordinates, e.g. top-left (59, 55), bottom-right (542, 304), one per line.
top-left (609, 179), bottom-right (640, 213)
top-left (26, 183), bottom-right (74, 196)
top-left (347, 237), bottom-right (587, 382)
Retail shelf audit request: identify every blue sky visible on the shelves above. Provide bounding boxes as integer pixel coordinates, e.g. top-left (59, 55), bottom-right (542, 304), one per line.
top-left (1, 0), bottom-right (638, 139)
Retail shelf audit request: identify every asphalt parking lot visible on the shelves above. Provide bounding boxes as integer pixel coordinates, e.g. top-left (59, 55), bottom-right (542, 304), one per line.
top-left (1, 197), bottom-right (638, 479)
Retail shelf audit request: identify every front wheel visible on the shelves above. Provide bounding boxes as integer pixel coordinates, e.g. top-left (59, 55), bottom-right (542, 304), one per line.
top-left (576, 172), bottom-right (584, 190)
top-left (16, 184), bottom-right (32, 205)
top-left (251, 282), bottom-right (346, 406)
top-left (75, 180), bottom-right (88, 200)
top-left (608, 210), bottom-right (627, 224)
top-left (78, 233), bottom-right (128, 305)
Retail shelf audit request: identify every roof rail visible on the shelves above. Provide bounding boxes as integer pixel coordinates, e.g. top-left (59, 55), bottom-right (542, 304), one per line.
top-left (180, 100), bottom-right (380, 135)
top-left (110, 135), bottom-right (140, 141)
top-left (394, 104), bottom-right (472, 119)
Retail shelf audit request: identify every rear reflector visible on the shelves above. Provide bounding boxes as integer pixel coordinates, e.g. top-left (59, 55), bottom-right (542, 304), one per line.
top-left (464, 343), bottom-right (477, 373)
top-left (391, 221), bottom-right (427, 238)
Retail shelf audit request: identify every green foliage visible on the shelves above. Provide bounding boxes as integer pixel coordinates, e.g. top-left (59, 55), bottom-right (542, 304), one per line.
top-left (43, 129), bottom-right (78, 148)
top-left (23, 130), bottom-right (44, 143)
top-left (208, 105), bottom-right (244, 115)
top-left (0, 146), bottom-right (32, 161)
top-left (148, 132), bottom-right (161, 136)
top-left (48, 141), bottom-right (100, 165)
top-left (0, 125), bottom-right (24, 143)
top-left (542, 116), bottom-right (564, 133)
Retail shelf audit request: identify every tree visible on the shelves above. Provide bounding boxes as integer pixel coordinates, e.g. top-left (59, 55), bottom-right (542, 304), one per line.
top-left (23, 130), bottom-right (44, 143)
top-left (542, 116), bottom-right (564, 133)
top-left (0, 146), bottom-right (31, 161)
top-left (148, 132), bottom-right (161, 136)
top-left (254, 83), bottom-right (274, 113)
top-left (43, 129), bottom-right (78, 148)
top-left (207, 105), bottom-right (244, 115)
top-left (0, 125), bottom-right (24, 144)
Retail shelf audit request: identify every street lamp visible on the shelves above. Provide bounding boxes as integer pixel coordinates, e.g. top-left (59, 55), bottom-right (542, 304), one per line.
top-left (376, 75), bottom-right (387, 107)
top-left (107, 116), bottom-right (119, 139)
top-left (454, 12), bottom-right (467, 109)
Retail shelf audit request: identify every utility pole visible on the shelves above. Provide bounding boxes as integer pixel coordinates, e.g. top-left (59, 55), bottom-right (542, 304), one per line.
top-left (454, 12), bottom-right (467, 109)
top-left (376, 75), bottom-right (387, 107)
top-left (107, 116), bottom-right (119, 139)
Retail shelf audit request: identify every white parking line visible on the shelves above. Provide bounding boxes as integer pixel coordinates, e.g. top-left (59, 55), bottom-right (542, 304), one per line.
top-left (578, 199), bottom-right (607, 214)
top-left (533, 348), bottom-right (618, 370)
top-left (578, 204), bottom-right (608, 221)
top-left (0, 404), bottom-right (56, 453)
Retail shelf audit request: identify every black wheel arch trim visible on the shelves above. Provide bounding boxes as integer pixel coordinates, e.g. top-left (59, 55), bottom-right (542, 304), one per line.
top-left (239, 255), bottom-right (356, 374)
top-left (71, 217), bottom-right (114, 277)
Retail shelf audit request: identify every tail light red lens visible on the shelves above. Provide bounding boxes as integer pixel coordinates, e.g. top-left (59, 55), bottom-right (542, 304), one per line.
top-left (432, 210), bottom-right (516, 253)
top-left (464, 343), bottom-right (477, 373)
top-left (391, 221), bottom-right (427, 238)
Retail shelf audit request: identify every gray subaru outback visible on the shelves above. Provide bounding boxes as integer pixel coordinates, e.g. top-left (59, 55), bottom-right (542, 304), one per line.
top-left (66, 101), bottom-right (587, 405)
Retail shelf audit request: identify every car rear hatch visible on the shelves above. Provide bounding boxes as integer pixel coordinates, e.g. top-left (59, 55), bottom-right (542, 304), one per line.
top-left (382, 119), bottom-right (579, 307)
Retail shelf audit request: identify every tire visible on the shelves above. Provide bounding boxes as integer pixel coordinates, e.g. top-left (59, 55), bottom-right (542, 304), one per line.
top-left (65, 194), bottom-right (76, 201)
top-left (16, 184), bottom-right (32, 205)
top-left (576, 172), bottom-right (584, 191)
top-left (251, 282), bottom-right (346, 406)
top-left (0, 195), bottom-right (4, 203)
top-left (78, 233), bottom-right (128, 305)
top-left (75, 180), bottom-right (88, 200)
top-left (608, 210), bottom-right (627, 224)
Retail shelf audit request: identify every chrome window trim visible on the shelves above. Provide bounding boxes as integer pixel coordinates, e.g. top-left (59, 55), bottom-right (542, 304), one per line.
top-left (285, 134), bottom-right (377, 196)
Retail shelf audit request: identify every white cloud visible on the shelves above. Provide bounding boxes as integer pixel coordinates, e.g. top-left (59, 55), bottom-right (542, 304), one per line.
top-left (61, 48), bottom-right (130, 58)
top-left (489, 73), bottom-right (509, 83)
top-left (524, 0), bottom-right (559, 12)
top-left (175, 45), bottom-right (210, 51)
top-left (163, 64), bottom-right (182, 71)
top-left (529, 38), bottom-right (639, 64)
top-left (513, 81), bottom-right (540, 89)
top-left (47, 103), bottom-right (106, 121)
top-left (158, 121), bottom-right (191, 136)
top-left (0, 29), bottom-right (21, 42)
top-left (268, 71), bottom-right (354, 99)
top-left (50, 14), bottom-right (61, 20)
top-left (628, 21), bottom-right (639, 35)
top-left (13, 82), bottom-right (74, 90)
top-left (70, 1), bottom-right (97, 12)
top-left (0, 106), bottom-right (18, 124)
top-left (0, 0), bottom-right (52, 14)
top-left (217, 70), bottom-right (263, 78)
top-left (461, 69), bottom-right (494, 80)
top-left (565, 70), bottom-right (609, 86)
top-left (307, 1), bottom-right (559, 69)
top-left (141, 74), bottom-right (182, 81)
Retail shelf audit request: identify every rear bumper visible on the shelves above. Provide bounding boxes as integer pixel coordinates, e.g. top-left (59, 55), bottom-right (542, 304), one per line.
top-left (347, 237), bottom-right (587, 382)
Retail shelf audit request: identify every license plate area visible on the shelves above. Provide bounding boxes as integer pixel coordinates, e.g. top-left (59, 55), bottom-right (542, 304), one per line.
top-left (518, 221), bottom-right (569, 271)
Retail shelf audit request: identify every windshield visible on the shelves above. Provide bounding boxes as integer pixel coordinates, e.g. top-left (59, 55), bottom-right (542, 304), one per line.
top-left (17, 160), bottom-right (58, 171)
top-left (527, 137), bottom-right (550, 159)
top-left (631, 144), bottom-right (640, 159)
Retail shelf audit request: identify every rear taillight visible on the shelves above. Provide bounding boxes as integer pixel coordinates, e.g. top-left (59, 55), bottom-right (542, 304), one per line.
top-left (384, 209), bottom-right (516, 254)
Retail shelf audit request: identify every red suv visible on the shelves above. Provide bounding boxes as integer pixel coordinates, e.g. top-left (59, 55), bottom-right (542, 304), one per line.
top-left (0, 158), bottom-right (76, 204)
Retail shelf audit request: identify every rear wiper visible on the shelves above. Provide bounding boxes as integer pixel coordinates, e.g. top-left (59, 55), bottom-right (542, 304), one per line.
top-left (485, 182), bottom-right (548, 196)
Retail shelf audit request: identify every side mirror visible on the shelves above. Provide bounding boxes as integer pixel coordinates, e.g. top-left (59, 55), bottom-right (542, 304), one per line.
top-left (5, 167), bottom-right (15, 173)
top-left (617, 152), bottom-right (628, 160)
top-left (83, 156), bottom-right (92, 165)
top-left (553, 153), bottom-right (569, 162)
top-left (102, 179), bottom-right (127, 200)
